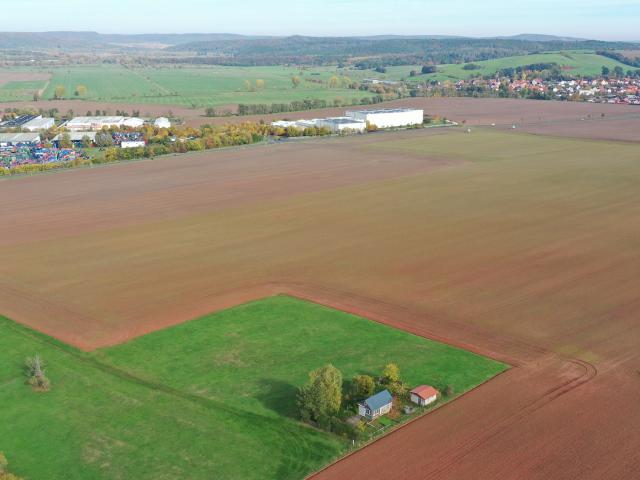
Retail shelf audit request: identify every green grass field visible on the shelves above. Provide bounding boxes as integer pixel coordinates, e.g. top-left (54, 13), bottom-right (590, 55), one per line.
top-left (0, 80), bottom-right (48, 102)
top-left (37, 64), bottom-right (370, 107)
top-left (2, 51), bottom-right (632, 106)
top-left (0, 295), bottom-right (506, 480)
top-left (377, 52), bottom-right (633, 83)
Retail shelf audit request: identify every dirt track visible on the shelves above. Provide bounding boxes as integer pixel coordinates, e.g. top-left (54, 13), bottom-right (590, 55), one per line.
top-left (1, 106), bottom-right (640, 478)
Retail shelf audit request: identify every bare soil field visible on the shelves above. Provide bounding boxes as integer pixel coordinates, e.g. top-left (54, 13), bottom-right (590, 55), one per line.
top-left (0, 71), bottom-right (50, 87)
top-left (1, 127), bottom-right (640, 479)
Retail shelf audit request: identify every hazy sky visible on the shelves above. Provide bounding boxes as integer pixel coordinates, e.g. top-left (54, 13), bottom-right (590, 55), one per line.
top-left (4, 0), bottom-right (639, 41)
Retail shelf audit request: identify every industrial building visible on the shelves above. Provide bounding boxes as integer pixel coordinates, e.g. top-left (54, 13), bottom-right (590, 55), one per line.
top-left (123, 117), bottom-right (144, 128)
top-left (65, 116), bottom-right (145, 131)
top-left (0, 132), bottom-right (41, 147)
top-left (345, 108), bottom-right (424, 128)
top-left (154, 117), bottom-right (171, 129)
top-left (22, 116), bottom-right (55, 132)
top-left (315, 117), bottom-right (367, 133)
top-left (0, 115), bottom-right (39, 129)
top-left (52, 132), bottom-right (97, 148)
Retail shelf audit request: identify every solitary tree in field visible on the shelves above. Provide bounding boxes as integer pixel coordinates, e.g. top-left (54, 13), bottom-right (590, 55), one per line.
top-left (255, 79), bottom-right (266, 90)
top-left (244, 80), bottom-right (252, 92)
top-left (53, 85), bottom-right (66, 99)
top-left (297, 364), bottom-right (343, 422)
top-left (291, 75), bottom-right (301, 88)
top-left (328, 75), bottom-right (340, 89)
top-left (75, 84), bottom-right (88, 97)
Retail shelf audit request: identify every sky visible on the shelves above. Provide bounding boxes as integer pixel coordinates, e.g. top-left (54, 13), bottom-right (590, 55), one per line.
top-left (3, 0), bottom-right (639, 41)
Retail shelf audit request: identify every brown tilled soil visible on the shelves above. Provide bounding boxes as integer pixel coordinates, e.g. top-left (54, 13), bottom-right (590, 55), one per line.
top-left (1, 116), bottom-right (640, 479)
top-left (0, 72), bottom-right (51, 87)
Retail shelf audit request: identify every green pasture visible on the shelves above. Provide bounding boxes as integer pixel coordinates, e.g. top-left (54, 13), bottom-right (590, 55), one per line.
top-left (0, 295), bottom-right (506, 480)
top-left (38, 64), bottom-right (370, 107)
top-left (375, 52), bottom-right (633, 82)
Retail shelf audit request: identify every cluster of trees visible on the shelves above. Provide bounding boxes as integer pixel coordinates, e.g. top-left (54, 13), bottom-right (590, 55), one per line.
top-left (233, 94), bottom-right (390, 117)
top-left (597, 50), bottom-right (640, 69)
top-left (98, 121), bottom-right (331, 164)
top-left (243, 79), bottom-right (266, 91)
top-left (600, 65), bottom-right (640, 79)
top-left (296, 362), bottom-right (418, 440)
top-left (0, 452), bottom-right (23, 480)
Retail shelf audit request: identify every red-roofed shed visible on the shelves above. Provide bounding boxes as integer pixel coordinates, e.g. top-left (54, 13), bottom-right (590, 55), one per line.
top-left (410, 385), bottom-right (438, 407)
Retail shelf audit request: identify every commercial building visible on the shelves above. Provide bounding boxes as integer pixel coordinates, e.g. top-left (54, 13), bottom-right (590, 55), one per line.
top-left (154, 117), bottom-right (171, 129)
top-left (22, 116), bottom-right (55, 132)
top-left (316, 117), bottom-right (366, 133)
top-left (0, 132), bottom-right (41, 147)
top-left (345, 108), bottom-right (424, 129)
top-left (122, 117), bottom-right (144, 128)
top-left (121, 140), bottom-right (146, 149)
top-left (52, 132), bottom-right (97, 148)
top-left (0, 115), bottom-right (39, 129)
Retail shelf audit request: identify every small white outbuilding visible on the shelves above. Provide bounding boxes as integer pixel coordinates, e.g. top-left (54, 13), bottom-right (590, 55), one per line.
top-left (410, 385), bottom-right (438, 407)
top-left (154, 117), bottom-right (171, 129)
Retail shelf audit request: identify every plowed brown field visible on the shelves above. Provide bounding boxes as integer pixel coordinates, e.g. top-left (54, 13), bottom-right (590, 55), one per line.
top-left (1, 117), bottom-right (639, 478)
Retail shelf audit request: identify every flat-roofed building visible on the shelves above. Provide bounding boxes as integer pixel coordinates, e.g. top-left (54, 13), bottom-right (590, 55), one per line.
top-left (52, 132), bottom-right (97, 148)
top-left (123, 117), bottom-right (144, 128)
top-left (345, 108), bottom-right (424, 129)
top-left (22, 116), bottom-right (55, 132)
top-left (65, 116), bottom-right (126, 131)
top-left (316, 117), bottom-right (366, 133)
top-left (154, 117), bottom-right (171, 129)
top-left (0, 132), bottom-right (41, 146)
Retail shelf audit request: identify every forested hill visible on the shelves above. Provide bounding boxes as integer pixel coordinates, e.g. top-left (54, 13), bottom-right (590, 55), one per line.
top-left (0, 32), bottom-right (637, 67)
top-left (165, 36), bottom-right (639, 66)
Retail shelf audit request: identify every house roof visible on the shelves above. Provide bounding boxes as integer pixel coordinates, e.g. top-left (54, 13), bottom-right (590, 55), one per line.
top-left (362, 389), bottom-right (393, 411)
top-left (410, 385), bottom-right (438, 400)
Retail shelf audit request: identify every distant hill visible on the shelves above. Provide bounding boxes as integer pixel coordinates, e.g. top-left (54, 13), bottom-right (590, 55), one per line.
top-left (495, 34), bottom-right (591, 42)
top-left (1, 32), bottom-right (638, 67)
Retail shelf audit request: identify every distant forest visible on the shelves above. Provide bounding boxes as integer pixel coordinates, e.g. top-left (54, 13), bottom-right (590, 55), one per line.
top-left (165, 37), bottom-right (640, 67)
top-left (0, 32), bottom-right (638, 67)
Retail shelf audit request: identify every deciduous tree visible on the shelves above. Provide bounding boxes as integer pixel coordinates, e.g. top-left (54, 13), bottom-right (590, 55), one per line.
top-left (382, 363), bottom-right (400, 384)
top-left (53, 85), bottom-right (66, 99)
top-left (351, 375), bottom-right (375, 399)
top-left (296, 364), bottom-right (343, 422)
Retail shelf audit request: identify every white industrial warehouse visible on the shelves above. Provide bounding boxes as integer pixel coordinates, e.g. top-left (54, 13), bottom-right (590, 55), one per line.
top-left (316, 117), bottom-right (367, 133)
top-left (271, 108), bottom-right (424, 133)
top-left (345, 108), bottom-right (424, 128)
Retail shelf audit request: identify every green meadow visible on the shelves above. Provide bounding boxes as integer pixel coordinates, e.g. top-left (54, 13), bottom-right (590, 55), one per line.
top-left (378, 52), bottom-right (633, 83)
top-left (0, 295), bottom-right (506, 480)
top-left (37, 64), bottom-right (370, 107)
